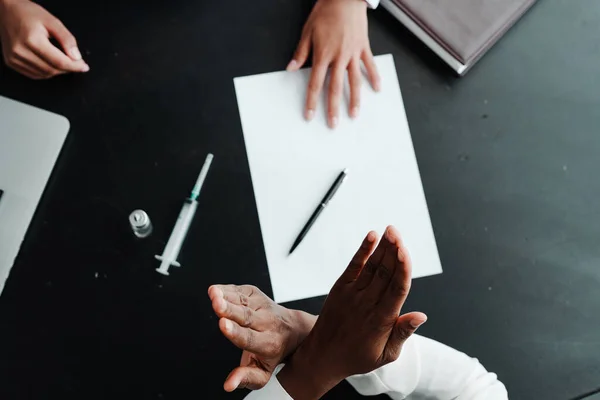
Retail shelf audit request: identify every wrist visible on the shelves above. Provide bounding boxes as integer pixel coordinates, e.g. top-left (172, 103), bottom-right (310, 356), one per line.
top-left (291, 310), bottom-right (317, 344)
top-left (277, 345), bottom-right (342, 400)
top-left (284, 309), bottom-right (317, 360)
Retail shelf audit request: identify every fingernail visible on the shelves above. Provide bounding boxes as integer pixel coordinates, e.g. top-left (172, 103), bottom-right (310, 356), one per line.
top-left (366, 231), bottom-right (377, 242)
top-left (70, 47), bottom-right (82, 61)
top-left (384, 226), bottom-right (394, 241)
top-left (81, 64), bottom-right (90, 72)
top-left (305, 109), bottom-right (315, 121)
top-left (286, 59), bottom-right (297, 71)
top-left (330, 116), bottom-right (338, 129)
top-left (224, 319), bottom-right (233, 333)
top-left (410, 317), bottom-right (427, 329)
top-left (350, 107), bottom-right (359, 119)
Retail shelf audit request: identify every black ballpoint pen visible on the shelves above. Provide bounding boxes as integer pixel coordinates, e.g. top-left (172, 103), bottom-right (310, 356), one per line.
top-left (289, 168), bottom-right (348, 255)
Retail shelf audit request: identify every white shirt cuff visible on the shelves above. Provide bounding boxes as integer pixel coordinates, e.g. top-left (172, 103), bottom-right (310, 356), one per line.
top-left (364, 0), bottom-right (380, 9)
top-left (346, 333), bottom-right (420, 397)
top-left (243, 365), bottom-right (292, 400)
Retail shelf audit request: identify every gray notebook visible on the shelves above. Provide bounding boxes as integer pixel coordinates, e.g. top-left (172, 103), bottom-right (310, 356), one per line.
top-left (381, 0), bottom-right (537, 74)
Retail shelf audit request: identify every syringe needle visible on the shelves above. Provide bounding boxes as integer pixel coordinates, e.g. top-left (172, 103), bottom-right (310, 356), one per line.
top-left (155, 153), bottom-right (214, 276)
top-left (191, 153), bottom-right (214, 200)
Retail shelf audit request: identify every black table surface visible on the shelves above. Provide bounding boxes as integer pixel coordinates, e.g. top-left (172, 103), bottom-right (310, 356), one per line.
top-left (1, 0), bottom-right (599, 399)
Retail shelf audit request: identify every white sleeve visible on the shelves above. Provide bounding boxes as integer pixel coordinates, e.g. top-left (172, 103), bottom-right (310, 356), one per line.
top-left (364, 0), bottom-right (380, 8)
top-left (244, 335), bottom-right (507, 400)
top-left (346, 334), bottom-right (508, 400)
top-left (243, 365), bottom-right (293, 400)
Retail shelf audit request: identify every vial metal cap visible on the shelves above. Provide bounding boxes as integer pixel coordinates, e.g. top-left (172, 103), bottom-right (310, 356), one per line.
top-left (129, 209), bottom-right (153, 238)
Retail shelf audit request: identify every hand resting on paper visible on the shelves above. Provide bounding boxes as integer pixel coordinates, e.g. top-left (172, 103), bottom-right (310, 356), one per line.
top-left (287, 0), bottom-right (381, 129)
top-left (209, 226), bottom-right (427, 396)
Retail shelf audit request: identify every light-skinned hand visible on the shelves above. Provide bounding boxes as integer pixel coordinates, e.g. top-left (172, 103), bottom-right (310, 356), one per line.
top-left (207, 284), bottom-right (317, 392)
top-left (0, 0), bottom-right (89, 79)
top-left (277, 226), bottom-right (427, 400)
top-left (288, 0), bottom-right (381, 128)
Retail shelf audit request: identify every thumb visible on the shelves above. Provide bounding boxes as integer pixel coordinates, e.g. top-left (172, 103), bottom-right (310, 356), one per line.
top-left (240, 350), bottom-right (253, 367)
top-left (287, 32), bottom-right (311, 71)
top-left (45, 18), bottom-right (82, 61)
top-left (224, 366), bottom-right (271, 392)
top-left (386, 312), bottom-right (427, 356)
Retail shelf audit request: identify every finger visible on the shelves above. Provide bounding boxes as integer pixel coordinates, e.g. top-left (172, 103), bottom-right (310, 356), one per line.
top-left (219, 318), bottom-right (274, 355)
top-left (212, 295), bottom-right (255, 327)
top-left (287, 32), bottom-right (311, 71)
top-left (7, 57), bottom-right (46, 79)
top-left (339, 231), bottom-right (378, 283)
top-left (365, 226), bottom-right (403, 303)
top-left (240, 351), bottom-right (252, 367)
top-left (327, 61), bottom-right (346, 129)
top-left (379, 240), bottom-right (413, 314)
top-left (212, 284), bottom-right (265, 312)
top-left (208, 284), bottom-right (256, 305)
top-left (361, 49), bottom-right (381, 92)
top-left (13, 48), bottom-right (63, 78)
top-left (305, 61), bottom-right (328, 121)
top-left (384, 312), bottom-right (427, 361)
top-left (209, 284), bottom-right (257, 300)
top-left (224, 366), bottom-right (271, 392)
top-left (45, 17), bottom-right (82, 61)
top-left (354, 228), bottom-right (390, 290)
top-left (207, 285), bottom-right (221, 301)
top-left (348, 58), bottom-right (361, 118)
top-left (29, 37), bottom-right (88, 72)
top-left (221, 289), bottom-right (255, 307)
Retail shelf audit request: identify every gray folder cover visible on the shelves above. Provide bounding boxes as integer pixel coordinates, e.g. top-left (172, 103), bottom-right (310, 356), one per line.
top-left (393, 0), bottom-right (536, 64)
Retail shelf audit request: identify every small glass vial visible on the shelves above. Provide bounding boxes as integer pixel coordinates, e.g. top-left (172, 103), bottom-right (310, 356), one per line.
top-left (129, 209), bottom-right (153, 238)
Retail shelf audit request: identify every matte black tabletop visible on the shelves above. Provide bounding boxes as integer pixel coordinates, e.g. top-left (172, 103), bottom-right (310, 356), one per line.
top-left (1, 0), bottom-right (599, 399)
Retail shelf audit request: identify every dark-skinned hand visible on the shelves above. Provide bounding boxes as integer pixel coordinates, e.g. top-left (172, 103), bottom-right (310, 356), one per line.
top-left (277, 226), bottom-right (427, 400)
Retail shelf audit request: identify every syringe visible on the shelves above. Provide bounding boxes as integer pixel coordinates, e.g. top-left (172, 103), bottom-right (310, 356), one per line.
top-left (155, 153), bottom-right (214, 276)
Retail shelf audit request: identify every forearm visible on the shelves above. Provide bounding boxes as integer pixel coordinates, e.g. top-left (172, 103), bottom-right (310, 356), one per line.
top-left (242, 345), bottom-right (340, 400)
top-left (276, 311), bottom-right (342, 400)
top-left (408, 335), bottom-right (507, 399)
top-left (277, 343), bottom-right (342, 400)
top-left (346, 334), bottom-right (508, 399)
top-left (260, 310), bottom-right (323, 399)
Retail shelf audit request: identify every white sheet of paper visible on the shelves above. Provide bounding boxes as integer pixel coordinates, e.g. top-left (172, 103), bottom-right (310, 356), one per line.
top-left (234, 54), bottom-right (442, 303)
